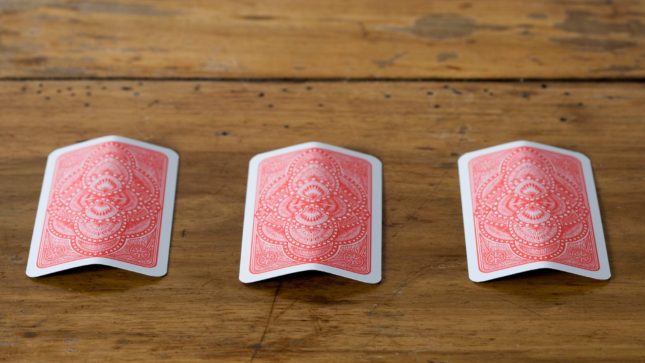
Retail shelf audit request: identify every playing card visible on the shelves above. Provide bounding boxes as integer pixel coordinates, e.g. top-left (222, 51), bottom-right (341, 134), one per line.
top-left (26, 136), bottom-right (179, 277)
top-left (239, 142), bottom-right (382, 283)
top-left (458, 141), bottom-right (610, 282)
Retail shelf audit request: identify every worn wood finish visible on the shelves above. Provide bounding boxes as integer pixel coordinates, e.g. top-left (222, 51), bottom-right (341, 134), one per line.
top-left (1, 0), bottom-right (644, 79)
top-left (0, 81), bottom-right (644, 362)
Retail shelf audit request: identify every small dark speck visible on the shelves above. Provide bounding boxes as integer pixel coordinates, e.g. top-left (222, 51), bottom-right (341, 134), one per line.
top-left (541, 84), bottom-right (548, 89)
top-left (57, 89), bottom-right (62, 93)
top-left (258, 92), bottom-right (265, 97)
top-left (563, 92), bottom-right (570, 96)
top-left (216, 131), bottom-right (230, 136)
top-left (70, 93), bottom-right (75, 97)
top-left (21, 86), bottom-right (27, 92)
top-left (483, 88), bottom-right (489, 92)
top-left (181, 229), bottom-right (187, 237)
top-left (138, 82), bottom-right (143, 86)
top-left (67, 87), bottom-right (72, 91)
top-left (84, 103), bottom-right (90, 107)
top-left (267, 104), bottom-right (274, 108)
top-left (38, 83), bottom-right (43, 88)
top-left (443, 84), bottom-right (450, 89)
top-left (305, 86), bottom-right (313, 91)
top-left (36, 90), bottom-right (42, 94)
top-left (434, 104), bottom-right (441, 109)
top-left (85, 85), bottom-right (91, 90)
top-left (577, 102), bottom-right (584, 107)
top-left (426, 91), bottom-right (433, 96)
top-left (560, 117), bottom-right (567, 122)
top-left (122, 86), bottom-right (132, 91)
top-left (318, 103), bottom-right (324, 107)
top-left (133, 92), bottom-right (139, 97)
top-left (23, 332), bottom-right (37, 338)
top-left (45, 96), bottom-right (50, 101)
top-left (282, 88), bottom-right (288, 92)
top-left (450, 152), bottom-right (459, 157)
top-left (101, 86), bottom-right (107, 90)
top-left (607, 95), bottom-right (615, 100)
top-left (194, 84), bottom-right (201, 91)
top-left (283, 124), bottom-right (290, 129)
top-left (384, 93), bottom-right (391, 99)
top-left (86, 92), bottom-right (92, 96)
top-left (451, 88), bottom-right (462, 95)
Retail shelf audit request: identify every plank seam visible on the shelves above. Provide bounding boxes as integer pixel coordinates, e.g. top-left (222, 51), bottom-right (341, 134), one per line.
top-left (0, 77), bottom-right (644, 83)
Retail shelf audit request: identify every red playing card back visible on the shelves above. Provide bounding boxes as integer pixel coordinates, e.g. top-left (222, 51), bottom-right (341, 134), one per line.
top-left (468, 146), bottom-right (600, 272)
top-left (37, 141), bottom-right (169, 268)
top-left (250, 147), bottom-right (373, 275)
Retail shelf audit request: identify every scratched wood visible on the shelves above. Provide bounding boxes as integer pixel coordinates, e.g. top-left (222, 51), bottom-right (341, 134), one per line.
top-left (0, 0), bottom-right (643, 79)
top-left (0, 81), bottom-right (644, 362)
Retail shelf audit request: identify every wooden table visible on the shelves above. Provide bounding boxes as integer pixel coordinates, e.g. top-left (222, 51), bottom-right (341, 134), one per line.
top-left (1, 1), bottom-right (644, 362)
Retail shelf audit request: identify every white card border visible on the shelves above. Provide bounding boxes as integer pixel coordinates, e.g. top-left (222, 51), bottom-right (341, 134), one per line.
top-left (239, 142), bottom-right (382, 284)
top-left (458, 140), bottom-right (610, 282)
top-left (26, 135), bottom-right (179, 277)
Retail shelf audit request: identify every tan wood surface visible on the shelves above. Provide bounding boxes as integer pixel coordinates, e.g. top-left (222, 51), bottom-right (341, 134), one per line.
top-left (1, 0), bottom-right (644, 79)
top-left (0, 81), bottom-right (644, 362)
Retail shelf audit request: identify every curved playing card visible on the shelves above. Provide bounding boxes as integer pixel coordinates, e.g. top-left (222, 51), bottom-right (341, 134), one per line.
top-left (26, 136), bottom-right (179, 277)
top-left (458, 141), bottom-right (610, 282)
top-left (239, 142), bottom-right (382, 283)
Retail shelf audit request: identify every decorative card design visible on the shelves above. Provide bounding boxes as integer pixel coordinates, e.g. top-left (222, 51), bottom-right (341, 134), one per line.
top-left (240, 142), bottom-right (382, 283)
top-left (458, 141), bottom-right (610, 282)
top-left (26, 136), bottom-right (179, 277)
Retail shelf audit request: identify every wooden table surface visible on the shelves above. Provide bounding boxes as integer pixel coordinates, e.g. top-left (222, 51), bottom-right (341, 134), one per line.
top-left (1, 1), bottom-right (644, 362)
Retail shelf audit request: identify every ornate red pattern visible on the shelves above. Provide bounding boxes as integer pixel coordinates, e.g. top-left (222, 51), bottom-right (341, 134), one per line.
top-left (251, 148), bottom-right (372, 274)
top-left (37, 142), bottom-right (168, 268)
top-left (469, 147), bottom-right (600, 272)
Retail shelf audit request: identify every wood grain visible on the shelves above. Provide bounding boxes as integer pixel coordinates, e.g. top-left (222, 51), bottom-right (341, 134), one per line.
top-left (0, 81), bottom-right (644, 362)
top-left (0, 0), bottom-right (643, 79)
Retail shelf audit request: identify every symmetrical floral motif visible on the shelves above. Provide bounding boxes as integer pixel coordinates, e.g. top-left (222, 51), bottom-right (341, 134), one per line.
top-left (251, 148), bottom-right (372, 274)
top-left (470, 147), bottom-right (599, 272)
top-left (37, 142), bottom-right (167, 268)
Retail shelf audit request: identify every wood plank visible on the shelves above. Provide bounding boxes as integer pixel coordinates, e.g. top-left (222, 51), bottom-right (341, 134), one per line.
top-left (1, 0), bottom-right (644, 79)
top-left (0, 80), bottom-right (644, 362)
